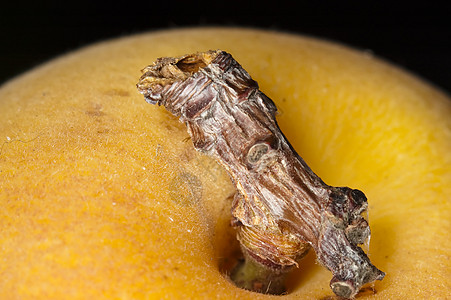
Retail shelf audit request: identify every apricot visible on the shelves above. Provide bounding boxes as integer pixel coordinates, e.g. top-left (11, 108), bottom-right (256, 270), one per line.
top-left (0, 28), bottom-right (450, 299)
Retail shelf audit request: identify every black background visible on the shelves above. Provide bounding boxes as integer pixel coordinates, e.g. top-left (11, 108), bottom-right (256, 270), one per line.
top-left (1, 1), bottom-right (450, 93)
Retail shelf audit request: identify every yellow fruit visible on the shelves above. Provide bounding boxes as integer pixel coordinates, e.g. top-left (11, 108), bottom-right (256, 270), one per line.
top-left (0, 28), bottom-right (449, 299)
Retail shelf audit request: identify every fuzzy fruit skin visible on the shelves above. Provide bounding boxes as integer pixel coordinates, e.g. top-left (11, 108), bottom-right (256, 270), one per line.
top-left (0, 28), bottom-right (450, 299)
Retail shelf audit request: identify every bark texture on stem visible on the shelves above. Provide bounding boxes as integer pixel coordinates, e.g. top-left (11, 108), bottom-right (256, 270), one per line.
top-left (137, 50), bottom-right (385, 298)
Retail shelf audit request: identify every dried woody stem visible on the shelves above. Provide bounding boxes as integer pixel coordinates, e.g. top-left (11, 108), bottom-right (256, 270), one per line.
top-left (137, 50), bottom-right (385, 298)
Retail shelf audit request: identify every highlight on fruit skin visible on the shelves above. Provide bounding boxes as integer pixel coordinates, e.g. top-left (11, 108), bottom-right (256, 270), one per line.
top-left (137, 50), bottom-right (385, 298)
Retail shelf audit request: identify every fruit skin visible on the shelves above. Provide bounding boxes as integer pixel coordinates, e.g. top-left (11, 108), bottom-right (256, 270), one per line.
top-left (0, 27), bottom-right (449, 299)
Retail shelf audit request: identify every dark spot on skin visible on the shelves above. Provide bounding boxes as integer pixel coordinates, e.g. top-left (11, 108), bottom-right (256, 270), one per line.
top-left (161, 120), bottom-right (181, 131)
top-left (85, 104), bottom-right (105, 117)
top-left (169, 172), bottom-right (202, 206)
top-left (85, 110), bottom-right (105, 117)
top-left (180, 147), bottom-right (196, 162)
top-left (105, 89), bottom-right (130, 97)
top-left (97, 129), bottom-right (110, 134)
top-left (357, 286), bottom-right (377, 296)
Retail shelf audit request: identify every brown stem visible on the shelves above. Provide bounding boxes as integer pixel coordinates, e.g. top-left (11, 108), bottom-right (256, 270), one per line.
top-left (137, 50), bottom-right (385, 298)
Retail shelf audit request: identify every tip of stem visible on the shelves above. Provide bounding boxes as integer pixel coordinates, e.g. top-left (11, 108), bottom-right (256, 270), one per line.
top-left (138, 50), bottom-right (220, 89)
top-left (331, 281), bottom-right (355, 298)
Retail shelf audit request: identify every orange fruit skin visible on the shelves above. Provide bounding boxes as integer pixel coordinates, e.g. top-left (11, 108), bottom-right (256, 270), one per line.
top-left (0, 28), bottom-right (450, 299)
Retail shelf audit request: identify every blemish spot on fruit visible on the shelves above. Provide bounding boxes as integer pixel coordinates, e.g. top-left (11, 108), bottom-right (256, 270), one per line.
top-left (85, 103), bottom-right (105, 117)
top-left (104, 89), bottom-right (130, 97)
top-left (357, 286), bottom-right (377, 295)
top-left (168, 172), bottom-right (202, 206)
top-left (180, 146), bottom-right (196, 162)
top-left (96, 129), bottom-right (110, 134)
